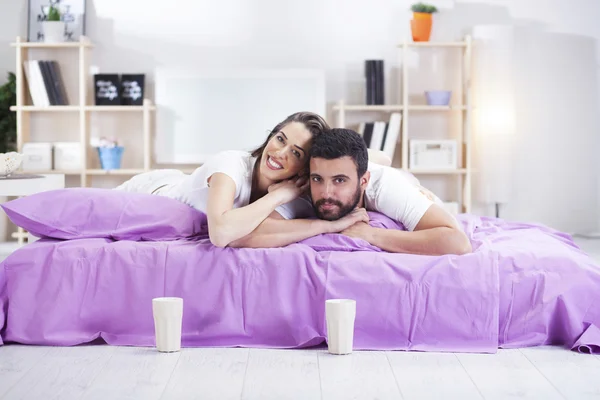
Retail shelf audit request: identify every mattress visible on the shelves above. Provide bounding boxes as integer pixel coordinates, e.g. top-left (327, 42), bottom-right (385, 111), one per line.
top-left (1, 213), bottom-right (599, 354)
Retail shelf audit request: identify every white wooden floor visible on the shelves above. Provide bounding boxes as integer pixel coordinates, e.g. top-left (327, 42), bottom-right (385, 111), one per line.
top-left (1, 345), bottom-right (600, 399)
top-left (1, 238), bottom-right (599, 400)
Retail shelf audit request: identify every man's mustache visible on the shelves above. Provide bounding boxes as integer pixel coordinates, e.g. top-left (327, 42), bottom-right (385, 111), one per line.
top-left (315, 198), bottom-right (343, 208)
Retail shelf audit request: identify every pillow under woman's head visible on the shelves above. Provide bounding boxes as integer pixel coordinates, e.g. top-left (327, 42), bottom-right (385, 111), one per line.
top-left (1, 188), bottom-right (208, 241)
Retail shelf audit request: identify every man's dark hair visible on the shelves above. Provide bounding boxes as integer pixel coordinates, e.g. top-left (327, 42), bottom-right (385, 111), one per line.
top-left (309, 128), bottom-right (369, 177)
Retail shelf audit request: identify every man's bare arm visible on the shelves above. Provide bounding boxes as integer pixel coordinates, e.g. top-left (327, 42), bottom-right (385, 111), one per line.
top-left (342, 204), bottom-right (472, 256)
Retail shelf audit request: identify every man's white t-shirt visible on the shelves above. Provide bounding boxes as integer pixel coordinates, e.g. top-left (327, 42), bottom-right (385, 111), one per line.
top-left (363, 162), bottom-right (440, 231)
top-left (148, 150), bottom-right (312, 219)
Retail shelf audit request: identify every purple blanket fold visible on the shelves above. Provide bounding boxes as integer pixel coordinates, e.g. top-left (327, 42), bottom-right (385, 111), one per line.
top-left (1, 213), bottom-right (599, 354)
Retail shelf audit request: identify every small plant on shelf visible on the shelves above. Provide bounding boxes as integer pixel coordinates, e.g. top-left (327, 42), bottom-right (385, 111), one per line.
top-left (42, 5), bottom-right (65, 43)
top-left (410, 3), bottom-right (438, 13)
top-left (47, 5), bottom-right (61, 21)
top-left (410, 3), bottom-right (438, 42)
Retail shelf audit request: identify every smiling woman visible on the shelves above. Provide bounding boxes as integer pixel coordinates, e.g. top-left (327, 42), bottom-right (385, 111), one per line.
top-left (114, 111), bottom-right (330, 247)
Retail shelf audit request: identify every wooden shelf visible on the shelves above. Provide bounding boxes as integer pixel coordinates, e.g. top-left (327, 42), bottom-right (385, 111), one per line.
top-left (85, 105), bottom-right (156, 112)
top-left (20, 170), bottom-right (80, 175)
top-left (11, 39), bottom-right (93, 49)
top-left (408, 105), bottom-right (467, 111)
top-left (332, 105), bottom-right (467, 112)
top-left (21, 168), bottom-right (197, 176)
top-left (10, 105), bottom-right (80, 112)
top-left (408, 168), bottom-right (467, 175)
top-left (332, 105), bottom-right (403, 112)
top-left (86, 169), bottom-right (147, 175)
top-left (11, 105), bottom-right (156, 112)
top-left (399, 41), bottom-right (468, 48)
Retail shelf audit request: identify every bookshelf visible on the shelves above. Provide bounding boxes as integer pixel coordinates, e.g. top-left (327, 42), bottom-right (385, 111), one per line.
top-left (333, 36), bottom-right (473, 213)
top-left (9, 35), bottom-right (157, 187)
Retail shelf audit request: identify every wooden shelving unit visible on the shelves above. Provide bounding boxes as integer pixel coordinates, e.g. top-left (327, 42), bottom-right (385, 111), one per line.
top-left (333, 36), bottom-right (473, 213)
top-left (10, 36), bottom-right (157, 187)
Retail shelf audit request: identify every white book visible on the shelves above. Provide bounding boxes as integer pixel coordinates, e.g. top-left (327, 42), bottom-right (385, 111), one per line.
top-left (22, 62), bottom-right (38, 106)
top-left (369, 121), bottom-right (386, 151)
top-left (382, 112), bottom-right (402, 160)
top-left (30, 61), bottom-right (50, 107)
top-left (357, 122), bottom-right (365, 135)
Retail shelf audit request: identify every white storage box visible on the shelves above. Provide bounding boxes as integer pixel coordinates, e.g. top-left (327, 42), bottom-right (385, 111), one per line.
top-left (442, 201), bottom-right (461, 215)
top-left (54, 142), bottom-right (82, 170)
top-left (22, 142), bottom-right (53, 171)
top-left (409, 140), bottom-right (458, 170)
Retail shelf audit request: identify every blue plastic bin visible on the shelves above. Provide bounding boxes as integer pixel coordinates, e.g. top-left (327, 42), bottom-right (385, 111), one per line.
top-left (97, 146), bottom-right (124, 170)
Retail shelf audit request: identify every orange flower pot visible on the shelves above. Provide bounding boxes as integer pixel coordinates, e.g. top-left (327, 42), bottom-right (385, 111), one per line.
top-left (411, 12), bottom-right (433, 42)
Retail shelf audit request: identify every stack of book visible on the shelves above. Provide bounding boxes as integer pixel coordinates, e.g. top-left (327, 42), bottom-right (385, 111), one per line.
top-left (357, 112), bottom-right (402, 160)
top-left (365, 60), bottom-right (384, 105)
top-left (23, 60), bottom-right (69, 106)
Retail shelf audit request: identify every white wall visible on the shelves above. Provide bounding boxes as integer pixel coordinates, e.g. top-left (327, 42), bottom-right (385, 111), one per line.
top-left (0, 0), bottom-right (599, 234)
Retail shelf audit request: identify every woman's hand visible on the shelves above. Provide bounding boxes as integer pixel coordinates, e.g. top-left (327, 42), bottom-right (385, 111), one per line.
top-left (267, 176), bottom-right (309, 204)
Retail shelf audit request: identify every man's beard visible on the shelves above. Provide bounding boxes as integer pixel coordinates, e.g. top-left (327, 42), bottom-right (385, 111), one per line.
top-left (313, 185), bottom-right (362, 221)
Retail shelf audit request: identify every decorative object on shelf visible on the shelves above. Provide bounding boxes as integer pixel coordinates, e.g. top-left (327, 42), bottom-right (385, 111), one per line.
top-left (0, 72), bottom-right (17, 153)
top-left (42, 5), bottom-right (64, 43)
top-left (364, 60), bottom-right (384, 105)
top-left (409, 139), bottom-right (458, 170)
top-left (94, 74), bottom-right (121, 106)
top-left (0, 152), bottom-right (24, 177)
top-left (96, 138), bottom-right (124, 170)
top-left (28, 0), bottom-right (86, 42)
top-left (120, 74), bottom-right (145, 106)
top-left (425, 90), bottom-right (451, 106)
top-left (410, 3), bottom-right (438, 42)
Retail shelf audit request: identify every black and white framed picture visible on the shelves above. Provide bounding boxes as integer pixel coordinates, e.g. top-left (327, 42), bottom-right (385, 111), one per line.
top-left (94, 74), bottom-right (121, 106)
top-left (28, 0), bottom-right (86, 42)
top-left (120, 74), bottom-right (145, 106)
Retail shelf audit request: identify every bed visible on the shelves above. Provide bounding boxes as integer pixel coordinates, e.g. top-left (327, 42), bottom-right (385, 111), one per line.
top-left (0, 188), bottom-right (599, 354)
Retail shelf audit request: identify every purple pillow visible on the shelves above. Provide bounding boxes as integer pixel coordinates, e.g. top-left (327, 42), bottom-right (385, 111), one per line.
top-left (1, 188), bottom-right (208, 241)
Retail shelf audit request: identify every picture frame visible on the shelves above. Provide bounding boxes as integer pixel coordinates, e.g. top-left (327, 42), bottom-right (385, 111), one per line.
top-left (94, 74), bottom-right (121, 106)
top-left (28, 0), bottom-right (86, 42)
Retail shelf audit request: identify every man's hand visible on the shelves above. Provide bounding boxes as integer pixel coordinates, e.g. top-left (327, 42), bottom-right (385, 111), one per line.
top-left (341, 221), bottom-right (374, 243)
top-left (327, 208), bottom-right (370, 233)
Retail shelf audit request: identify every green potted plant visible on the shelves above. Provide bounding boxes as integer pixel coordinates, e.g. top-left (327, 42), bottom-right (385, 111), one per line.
top-left (43, 5), bottom-right (65, 43)
top-left (0, 72), bottom-right (16, 154)
top-left (410, 3), bottom-right (438, 42)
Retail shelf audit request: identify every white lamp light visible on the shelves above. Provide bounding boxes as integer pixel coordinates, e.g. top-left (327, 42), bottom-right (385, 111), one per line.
top-left (472, 25), bottom-right (517, 218)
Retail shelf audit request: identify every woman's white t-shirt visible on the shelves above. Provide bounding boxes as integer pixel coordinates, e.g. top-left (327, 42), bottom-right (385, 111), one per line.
top-left (154, 150), bottom-right (313, 219)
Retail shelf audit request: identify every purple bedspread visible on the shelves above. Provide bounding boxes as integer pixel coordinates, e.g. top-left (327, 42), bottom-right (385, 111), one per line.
top-left (1, 213), bottom-right (599, 354)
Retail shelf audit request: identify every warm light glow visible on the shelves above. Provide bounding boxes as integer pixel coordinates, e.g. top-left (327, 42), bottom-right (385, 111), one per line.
top-left (473, 25), bottom-right (516, 137)
top-left (472, 25), bottom-right (517, 206)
